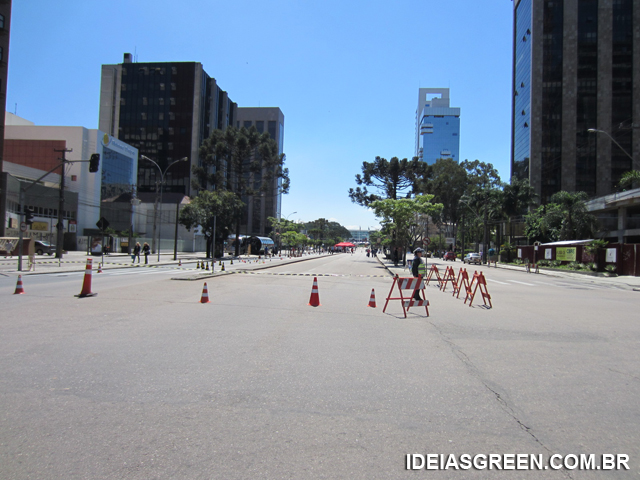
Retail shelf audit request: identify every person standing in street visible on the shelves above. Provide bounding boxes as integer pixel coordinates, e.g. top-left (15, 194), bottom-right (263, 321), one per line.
top-left (411, 247), bottom-right (427, 301)
top-left (142, 242), bottom-right (150, 264)
top-left (5, 240), bottom-right (13, 258)
top-left (133, 242), bottom-right (141, 263)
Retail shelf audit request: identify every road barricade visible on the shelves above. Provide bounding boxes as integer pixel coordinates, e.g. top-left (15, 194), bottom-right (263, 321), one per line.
top-left (424, 265), bottom-right (442, 287)
top-left (464, 271), bottom-right (492, 308)
top-left (439, 266), bottom-right (457, 292)
top-left (383, 275), bottom-right (429, 318)
top-left (453, 268), bottom-right (470, 298)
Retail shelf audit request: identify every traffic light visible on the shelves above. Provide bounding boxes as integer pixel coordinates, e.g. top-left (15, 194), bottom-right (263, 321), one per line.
top-left (89, 153), bottom-right (100, 173)
top-left (24, 207), bottom-right (34, 225)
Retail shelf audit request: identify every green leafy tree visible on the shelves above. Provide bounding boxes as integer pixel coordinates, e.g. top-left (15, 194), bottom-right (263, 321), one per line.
top-left (194, 126), bottom-right (290, 255)
top-left (179, 190), bottom-right (245, 258)
top-left (619, 170), bottom-right (640, 190)
top-left (349, 156), bottom-right (429, 206)
top-left (458, 160), bottom-right (502, 259)
top-left (501, 176), bottom-right (538, 242)
top-left (524, 191), bottom-right (599, 242)
top-left (267, 216), bottom-right (300, 254)
top-left (370, 195), bottom-right (443, 265)
top-left (423, 158), bottom-right (468, 229)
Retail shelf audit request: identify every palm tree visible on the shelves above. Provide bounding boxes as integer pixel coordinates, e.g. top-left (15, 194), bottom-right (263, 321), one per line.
top-left (548, 191), bottom-right (598, 240)
top-left (501, 177), bottom-right (538, 243)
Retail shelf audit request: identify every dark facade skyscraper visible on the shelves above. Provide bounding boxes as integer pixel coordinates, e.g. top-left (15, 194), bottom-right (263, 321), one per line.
top-left (511, 0), bottom-right (640, 202)
top-left (99, 53), bottom-right (236, 197)
top-left (0, 0), bottom-right (11, 237)
top-left (235, 107), bottom-right (285, 236)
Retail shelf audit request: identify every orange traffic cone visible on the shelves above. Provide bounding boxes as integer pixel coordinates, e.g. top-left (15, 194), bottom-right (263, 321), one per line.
top-left (308, 277), bottom-right (321, 307)
top-left (97, 263), bottom-right (103, 273)
top-left (367, 288), bottom-right (376, 308)
top-left (178, 259), bottom-right (182, 267)
top-left (75, 258), bottom-right (97, 298)
top-left (13, 275), bottom-right (25, 294)
top-left (200, 283), bottom-right (210, 303)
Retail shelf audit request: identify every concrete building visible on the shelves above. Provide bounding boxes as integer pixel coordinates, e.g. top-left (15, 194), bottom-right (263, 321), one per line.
top-left (511, 0), bottom-right (640, 203)
top-left (4, 124), bottom-right (138, 249)
top-left (415, 88), bottom-right (461, 165)
top-left (585, 187), bottom-right (640, 243)
top-left (99, 53), bottom-right (236, 198)
top-left (235, 107), bottom-right (285, 236)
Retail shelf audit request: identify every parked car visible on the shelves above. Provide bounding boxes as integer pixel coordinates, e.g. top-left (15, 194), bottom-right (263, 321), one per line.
top-left (463, 252), bottom-right (482, 264)
top-left (443, 251), bottom-right (456, 261)
top-left (34, 241), bottom-right (55, 255)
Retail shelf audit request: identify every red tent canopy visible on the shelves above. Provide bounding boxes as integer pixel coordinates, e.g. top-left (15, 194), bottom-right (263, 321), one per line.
top-left (335, 242), bottom-right (355, 247)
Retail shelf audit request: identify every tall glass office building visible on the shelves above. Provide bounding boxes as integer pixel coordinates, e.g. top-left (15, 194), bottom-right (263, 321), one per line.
top-left (415, 88), bottom-right (461, 165)
top-left (511, 0), bottom-right (639, 202)
top-left (99, 54), bottom-right (236, 197)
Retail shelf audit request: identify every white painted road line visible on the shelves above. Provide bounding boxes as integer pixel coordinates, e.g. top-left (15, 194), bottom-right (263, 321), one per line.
top-left (509, 280), bottom-right (536, 286)
top-left (486, 279), bottom-right (510, 285)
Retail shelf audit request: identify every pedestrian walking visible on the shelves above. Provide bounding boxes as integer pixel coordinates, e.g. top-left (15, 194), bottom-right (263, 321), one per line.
top-left (411, 247), bottom-right (427, 301)
top-left (5, 240), bottom-right (13, 258)
top-left (142, 242), bottom-right (150, 264)
top-left (133, 242), bottom-right (141, 263)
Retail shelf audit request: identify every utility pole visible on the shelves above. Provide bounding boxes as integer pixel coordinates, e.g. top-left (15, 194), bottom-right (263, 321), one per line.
top-left (54, 148), bottom-right (72, 259)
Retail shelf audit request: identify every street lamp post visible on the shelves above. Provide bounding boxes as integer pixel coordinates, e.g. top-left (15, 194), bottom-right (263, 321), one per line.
top-left (587, 128), bottom-right (634, 162)
top-left (280, 211), bottom-right (296, 255)
top-left (140, 155), bottom-right (188, 262)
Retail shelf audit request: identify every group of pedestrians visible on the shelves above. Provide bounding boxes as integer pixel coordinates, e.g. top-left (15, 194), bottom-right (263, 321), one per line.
top-left (131, 242), bottom-right (151, 264)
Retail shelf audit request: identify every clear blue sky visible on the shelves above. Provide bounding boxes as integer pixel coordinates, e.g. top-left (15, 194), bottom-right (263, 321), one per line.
top-left (8, 0), bottom-right (513, 231)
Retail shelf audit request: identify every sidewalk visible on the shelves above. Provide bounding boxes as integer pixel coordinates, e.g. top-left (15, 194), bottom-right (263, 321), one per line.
top-left (0, 251), bottom-right (327, 277)
top-left (376, 254), bottom-right (640, 292)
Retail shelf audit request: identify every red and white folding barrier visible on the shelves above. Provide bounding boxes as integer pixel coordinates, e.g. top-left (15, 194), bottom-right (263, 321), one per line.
top-left (383, 275), bottom-right (429, 318)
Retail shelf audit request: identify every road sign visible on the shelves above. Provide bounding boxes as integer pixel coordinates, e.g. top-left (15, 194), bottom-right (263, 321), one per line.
top-left (423, 237), bottom-right (431, 245)
top-left (20, 222), bottom-right (28, 232)
top-left (96, 217), bottom-right (110, 231)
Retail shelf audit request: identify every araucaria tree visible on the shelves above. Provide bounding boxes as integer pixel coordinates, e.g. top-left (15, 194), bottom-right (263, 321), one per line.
top-left (193, 126), bottom-right (290, 256)
top-left (348, 156), bottom-right (429, 206)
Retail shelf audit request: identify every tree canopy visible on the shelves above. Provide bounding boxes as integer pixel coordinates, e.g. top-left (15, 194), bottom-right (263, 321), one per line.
top-left (348, 156), bottom-right (429, 206)
top-left (194, 126), bottom-right (290, 255)
top-left (179, 190), bottom-right (245, 258)
top-left (370, 195), bottom-right (443, 264)
top-left (524, 191), bottom-right (598, 242)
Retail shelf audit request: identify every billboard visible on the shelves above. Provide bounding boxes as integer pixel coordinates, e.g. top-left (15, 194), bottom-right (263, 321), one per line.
top-left (556, 247), bottom-right (577, 262)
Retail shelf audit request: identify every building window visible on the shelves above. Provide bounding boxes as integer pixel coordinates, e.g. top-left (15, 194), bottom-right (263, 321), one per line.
top-left (71, 175), bottom-right (77, 181)
top-left (0, 14), bottom-right (5, 29)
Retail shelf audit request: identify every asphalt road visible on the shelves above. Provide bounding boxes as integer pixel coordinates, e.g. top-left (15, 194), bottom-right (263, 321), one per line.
top-left (1, 251), bottom-right (639, 479)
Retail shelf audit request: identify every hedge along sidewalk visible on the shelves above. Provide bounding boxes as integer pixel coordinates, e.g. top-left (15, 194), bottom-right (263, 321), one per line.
top-left (491, 261), bottom-right (640, 290)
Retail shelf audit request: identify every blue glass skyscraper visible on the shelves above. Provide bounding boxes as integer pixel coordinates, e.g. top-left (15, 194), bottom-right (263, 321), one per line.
top-left (415, 88), bottom-right (461, 165)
